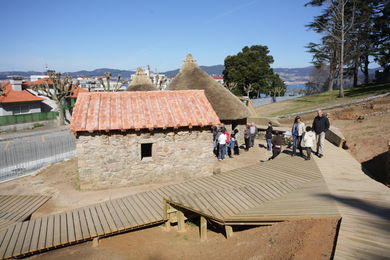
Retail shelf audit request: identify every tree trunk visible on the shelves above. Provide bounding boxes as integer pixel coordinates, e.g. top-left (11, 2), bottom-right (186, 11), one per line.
top-left (353, 57), bottom-right (359, 87)
top-left (364, 54), bottom-right (369, 84)
top-left (56, 101), bottom-right (66, 126)
top-left (339, 2), bottom-right (345, 98)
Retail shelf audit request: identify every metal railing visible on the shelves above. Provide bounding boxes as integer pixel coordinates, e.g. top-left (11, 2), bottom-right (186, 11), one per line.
top-left (0, 131), bottom-right (75, 182)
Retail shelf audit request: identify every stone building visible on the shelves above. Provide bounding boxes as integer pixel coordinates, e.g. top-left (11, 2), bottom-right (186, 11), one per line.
top-left (168, 54), bottom-right (250, 134)
top-left (127, 68), bottom-right (158, 91)
top-left (70, 90), bottom-right (220, 190)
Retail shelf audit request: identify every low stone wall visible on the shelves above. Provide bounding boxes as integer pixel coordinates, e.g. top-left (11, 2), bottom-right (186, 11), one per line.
top-left (77, 129), bottom-right (215, 190)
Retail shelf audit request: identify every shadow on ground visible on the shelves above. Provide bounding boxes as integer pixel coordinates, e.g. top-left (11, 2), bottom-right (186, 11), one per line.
top-left (361, 151), bottom-right (389, 186)
top-left (317, 193), bottom-right (390, 229)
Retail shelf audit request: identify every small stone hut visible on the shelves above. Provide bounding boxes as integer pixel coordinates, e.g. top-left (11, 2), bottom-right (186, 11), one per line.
top-left (70, 90), bottom-right (220, 190)
top-left (168, 54), bottom-right (250, 132)
top-left (127, 68), bottom-right (158, 91)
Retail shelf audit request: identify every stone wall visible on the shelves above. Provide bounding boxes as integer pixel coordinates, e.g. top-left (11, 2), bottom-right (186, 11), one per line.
top-left (77, 129), bottom-right (215, 190)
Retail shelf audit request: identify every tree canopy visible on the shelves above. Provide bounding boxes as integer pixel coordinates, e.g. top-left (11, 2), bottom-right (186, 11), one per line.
top-left (305, 0), bottom-right (389, 95)
top-left (223, 45), bottom-right (286, 98)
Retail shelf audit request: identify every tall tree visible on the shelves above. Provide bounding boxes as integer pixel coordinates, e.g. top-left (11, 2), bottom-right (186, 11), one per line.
top-left (98, 72), bottom-right (126, 92)
top-left (223, 45), bottom-right (275, 97)
top-left (372, 0), bottom-right (390, 70)
top-left (31, 72), bottom-right (75, 125)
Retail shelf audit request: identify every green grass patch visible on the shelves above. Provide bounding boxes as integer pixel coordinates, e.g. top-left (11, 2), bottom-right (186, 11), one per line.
top-left (270, 83), bottom-right (390, 116)
top-left (183, 235), bottom-right (189, 241)
top-left (366, 125), bottom-right (377, 129)
top-left (71, 176), bottom-right (80, 191)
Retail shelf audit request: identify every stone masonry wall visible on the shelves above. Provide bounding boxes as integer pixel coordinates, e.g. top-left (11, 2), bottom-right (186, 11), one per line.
top-left (77, 129), bottom-right (215, 190)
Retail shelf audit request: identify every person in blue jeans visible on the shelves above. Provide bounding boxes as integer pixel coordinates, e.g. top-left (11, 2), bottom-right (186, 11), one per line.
top-left (265, 122), bottom-right (273, 151)
top-left (217, 129), bottom-right (227, 160)
top-left (291, 116), bottom-right (305, 157)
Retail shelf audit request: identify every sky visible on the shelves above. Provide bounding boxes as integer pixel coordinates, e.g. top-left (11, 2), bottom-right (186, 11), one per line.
top-left (0, 0), bottom-right (324, 72)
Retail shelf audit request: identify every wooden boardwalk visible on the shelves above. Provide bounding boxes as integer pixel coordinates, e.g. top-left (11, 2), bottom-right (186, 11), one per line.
top-left (0, 154), bottom-right (339, 259)
top-left (0, 195), bottom-right (50, 231)
top-left (314, 141), bottom-right (390, 260)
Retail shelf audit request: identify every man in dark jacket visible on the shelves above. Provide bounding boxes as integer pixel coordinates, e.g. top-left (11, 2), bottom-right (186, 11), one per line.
top-left (269, 132), bottom-right (283, 160)
top-left (312, 110), bottom-right (330, 158)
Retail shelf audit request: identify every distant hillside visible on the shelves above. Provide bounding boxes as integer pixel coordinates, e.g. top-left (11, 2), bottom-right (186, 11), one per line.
top-left (0, 65), bottom-right (380, 83)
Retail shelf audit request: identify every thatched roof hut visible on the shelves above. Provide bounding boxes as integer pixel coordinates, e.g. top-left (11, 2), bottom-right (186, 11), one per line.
top-left (127, 68), bottom-right (158, 91)
top-left (168, 54), bottom-right (249, 121)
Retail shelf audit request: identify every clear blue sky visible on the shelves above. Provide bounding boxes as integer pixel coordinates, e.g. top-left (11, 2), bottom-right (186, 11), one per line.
top-left (0, 0), bottom-right (323, 72)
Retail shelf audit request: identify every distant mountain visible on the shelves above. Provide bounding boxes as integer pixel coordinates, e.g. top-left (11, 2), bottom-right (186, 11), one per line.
top-left (0, 65), bottom-right (381, 84)
top-left (163, 65), bottom-right (225, 78)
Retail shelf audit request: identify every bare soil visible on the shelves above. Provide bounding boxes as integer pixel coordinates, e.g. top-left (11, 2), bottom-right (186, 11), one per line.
top-left (30, 218), bottom-right (339, 260)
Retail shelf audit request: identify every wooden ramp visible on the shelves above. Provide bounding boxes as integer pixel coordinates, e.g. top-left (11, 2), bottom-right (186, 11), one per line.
top-left (0, 195), bottom-right (50, 231)
top-left (0, 154), bottom-right (339, 259)
top-left (164, 157), bottom-right (339, 225)
top-left (314, 141), bottom-right (390, 260)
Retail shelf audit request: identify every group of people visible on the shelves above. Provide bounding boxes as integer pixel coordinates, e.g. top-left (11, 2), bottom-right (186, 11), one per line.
top-left (213, 124), bottom-right (240, 161)
top-left (212, 110), bottom-right (330, 162)
top-left (266, 110), bottom-right (330, 161)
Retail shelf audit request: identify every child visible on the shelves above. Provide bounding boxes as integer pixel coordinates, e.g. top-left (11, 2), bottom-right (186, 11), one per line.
top-left (269, 132), bottom-right (283, 160)
top-left (302, 126), bottom-right (316, 160)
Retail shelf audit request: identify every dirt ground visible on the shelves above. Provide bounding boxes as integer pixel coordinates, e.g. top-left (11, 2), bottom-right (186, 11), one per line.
top-left (30, 218), bottom-right (339, 260)
top-left (279, 95), bottom-right (390, 184)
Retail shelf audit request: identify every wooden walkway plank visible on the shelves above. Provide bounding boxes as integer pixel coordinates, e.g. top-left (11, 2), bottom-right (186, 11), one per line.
top-left (94, 205), bottom-right (112, 234)
top-left (28, 218), bottom-right (41, 253)
top-left (51, 214), bottom-right (60, 247)
top-left (116, 199), bottom-right (138, 226)
top-left (20, 219), bottom-right (35, 255)
top-left (0, 224), bottom-right (15, 259)
top-left (3, 222), bottom-right (22, 259)
top-left (107, 200), bottom-right (127, 230)
top-left (78, 208), bottom-right (93, 238)
top-left (60, 213), bottom-right (68, 245)
top-left (99, 203), bottom-right (118, 232)
top-left (122, 197), bottom-right (148, 224)
top-left (66, 211), bottom-right (76, 243)
top-left (37, 216), bottom-right (48, 250)
top-left (71, 210), bottom-right (83, 241)
top-left (11, 221), bottom-right (29, 257)
top-left (88, 207), bottom-right (104, 236)
top-left (136, 193), bottom-right (162, 220)
top-left (105, 201), bottom-right (125, 231)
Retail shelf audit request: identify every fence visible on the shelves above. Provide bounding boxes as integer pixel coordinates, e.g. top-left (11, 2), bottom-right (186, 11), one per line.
top-left (0, 131), bottom-right (75, 182)
top-left (0, 111), bottom-right (59, 126)
top-left (251, 95), bottom-right (304, 107)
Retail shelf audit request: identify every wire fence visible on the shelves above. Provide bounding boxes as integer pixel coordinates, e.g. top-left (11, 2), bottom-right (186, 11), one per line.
top-left (0, 132), bottom-right (76, 183)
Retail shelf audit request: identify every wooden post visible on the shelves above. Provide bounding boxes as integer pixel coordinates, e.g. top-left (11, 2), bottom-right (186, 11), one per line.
top-left (164, 200), bottom-right (170, 231)
top-left (177, 210), bottom-right (185, 232)
top-left (225, 225), bottom-right (233, 238)
top-left (200, 216), bottom-right (207, 241)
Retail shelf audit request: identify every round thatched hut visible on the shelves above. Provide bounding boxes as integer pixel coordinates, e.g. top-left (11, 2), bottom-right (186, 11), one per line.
top-left (127, 68), bottom-right (158, 91)
top-left (168, 54), bottom-right (249, 125)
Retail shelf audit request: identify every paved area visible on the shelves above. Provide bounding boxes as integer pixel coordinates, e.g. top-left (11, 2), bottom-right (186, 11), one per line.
top-left (314, 141), bottom-right (390, 260)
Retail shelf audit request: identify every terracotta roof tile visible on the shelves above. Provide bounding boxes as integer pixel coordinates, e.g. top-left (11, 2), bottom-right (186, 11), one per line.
top-left (70, 90), bottom-right (220, 133)
top-left (0, 83), bottom-right (44, 103)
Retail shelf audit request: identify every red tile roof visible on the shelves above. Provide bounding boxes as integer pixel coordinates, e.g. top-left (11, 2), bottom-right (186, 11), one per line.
top-left (0, 83), bottom-right (44, 103)
top-left (70, 86), bottom-right (88, 98)
top-left (70, 90), bottom-right (220, 133)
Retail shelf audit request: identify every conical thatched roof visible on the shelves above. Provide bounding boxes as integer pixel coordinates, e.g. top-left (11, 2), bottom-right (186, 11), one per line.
top-left (127, 68), bottom-right (158, 91)
top-left (168, 54), bottom-right (249, 121)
